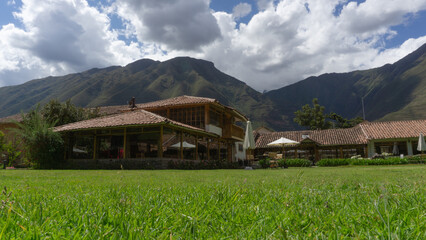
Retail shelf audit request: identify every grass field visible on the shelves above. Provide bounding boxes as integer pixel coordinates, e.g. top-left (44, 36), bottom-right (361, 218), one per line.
top-left (0, 165), bottom-right (425, 239)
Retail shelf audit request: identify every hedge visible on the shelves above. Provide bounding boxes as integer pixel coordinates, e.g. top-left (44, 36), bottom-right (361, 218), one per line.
top-left (277, 158), bottom-right (312, 167)
top-left (317, 158), bottom-right (351, 167)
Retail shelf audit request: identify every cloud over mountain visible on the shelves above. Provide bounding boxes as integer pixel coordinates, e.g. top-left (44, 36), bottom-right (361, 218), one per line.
top-left (0, 0), bottom-right (425, 90)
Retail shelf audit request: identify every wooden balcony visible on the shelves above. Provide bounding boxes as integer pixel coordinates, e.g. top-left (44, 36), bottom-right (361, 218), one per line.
top-left (222, 124), bottom-right (244, 141)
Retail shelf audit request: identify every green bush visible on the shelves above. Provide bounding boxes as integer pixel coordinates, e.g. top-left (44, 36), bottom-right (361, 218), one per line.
top-left (351, 157), bottom-right (407, 166)
top-left (406, 155), bottom-right (426, 164)
top-left (168, 160), bottom-right (239, 170)
top-left (276, 159), bottom-right (286, 168)
top-left (317, 158), bottom-right (350, 167)
top-left (258, 158), bottom-right (271, 168)
top-left (0, 131), bottom-right (5, 153)
top-left (278, 158), bottom-right (312, 167)
top-left (4, 139), bottom-right (22, 167)
top-left (13, 109), bottom-right (64, 169)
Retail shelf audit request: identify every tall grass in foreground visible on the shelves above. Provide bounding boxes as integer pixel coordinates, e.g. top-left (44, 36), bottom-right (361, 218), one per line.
top-left (0, 166), bottom-right (425, 239)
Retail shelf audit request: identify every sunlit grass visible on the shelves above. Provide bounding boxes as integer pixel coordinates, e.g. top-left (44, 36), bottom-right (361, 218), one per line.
top-left (1, 165), bottom-right (425, 239)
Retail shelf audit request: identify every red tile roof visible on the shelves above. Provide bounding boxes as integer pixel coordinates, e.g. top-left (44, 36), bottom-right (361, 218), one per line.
top-left (137, 95), bottom-right (217, 109)
top-left (359, 119), bottom-right (426, 140)
top-left (256, 119), bottom-right (426, 148)
top-left (54, 109), bottom-right (212, 135)
top-left (1, 95), bottom-right (248, 124)
top-left (256, 125), bottom-right (367, 148)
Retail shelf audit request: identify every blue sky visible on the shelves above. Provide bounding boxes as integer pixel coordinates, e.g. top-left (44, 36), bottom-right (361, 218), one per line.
top-left (0, 0), bottom-right (426, 91)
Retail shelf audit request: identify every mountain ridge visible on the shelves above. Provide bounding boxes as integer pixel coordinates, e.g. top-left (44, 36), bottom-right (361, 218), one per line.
top-left (0, 43), bottom-right (425, 130)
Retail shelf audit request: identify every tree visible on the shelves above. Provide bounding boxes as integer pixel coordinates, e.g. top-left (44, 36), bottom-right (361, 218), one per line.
top-left (0, 131), bottom-right (6, 162)
top-left (11, 100), bottom-right (100, 168)
top-left (3, 139), bottom-right (22, 167)
top-left (0, 131), bottom-right (5, 152)
top-left (294, 98), bottom-right (331, 130)
top-left (13, 107), bottom-right (64, 169)
top-left (41, 99), bottom-right (100, 127)
top-left (327, 113), bottom-right (364, 128)
top-left (294, 98), bottom-right (364, 130)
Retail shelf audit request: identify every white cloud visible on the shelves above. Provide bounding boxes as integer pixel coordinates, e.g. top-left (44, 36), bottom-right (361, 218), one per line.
top-left (233, 3), bottom-right (252, 20)
top-left (0, 0), bottom-right (426, 91)
top-left (198, 0), bottom-right (426, 90)
top-left (0, 0), bottom-right (143, 86)
top-left (112, 0), bottom-right (221, 51)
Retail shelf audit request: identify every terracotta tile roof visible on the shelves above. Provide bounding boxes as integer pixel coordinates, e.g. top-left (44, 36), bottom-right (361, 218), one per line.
top-left (359, 119), bottom-right (426, 140)
top-left (256, 119), bottom-right (426, 149)
top-left (256, 126), bottom-right (368, 148)
top-left (95, 105), bottom-right (127, 115)
top-left (137, 95), bottom-right (217, 109)
top-left (54, 109), bottom-right (212, 135)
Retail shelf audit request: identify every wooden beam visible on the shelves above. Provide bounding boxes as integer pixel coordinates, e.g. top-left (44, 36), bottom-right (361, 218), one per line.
top-left (205, 104), bottom-right (210, 126)
top-left (207, 140), bottom-right (210, 161)
top-left (364, 145), bottom-right (368, 158)
top-left (195, 134), bottom-right (198, 160)
top-left (227, 142), bottom-right (232, 162)
top-left (123, 128), bottom-right (127, 159)
top-left (180, 131), bottom-right (183, 160)
top-left (218, 140), bottom-right (221, 161)
top-left (314, 145), bottom-right (319, 162)
top-left (158, 126), bottom-right (163, 158)
top-left (339, 147), bottom-right (343, 158)
top-left (93, 135), bottom-right (97, 160)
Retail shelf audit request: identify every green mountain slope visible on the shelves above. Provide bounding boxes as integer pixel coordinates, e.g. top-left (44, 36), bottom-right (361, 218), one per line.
top-left (0, 44), bottom-right (425, 131)
top-left (0, 57), bottom-right (274, 129)
top-left (265, 43), bottom-right (426, 129)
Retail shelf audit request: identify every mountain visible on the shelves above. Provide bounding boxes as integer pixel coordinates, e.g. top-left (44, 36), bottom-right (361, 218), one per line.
top-left (0, 57), bottom-right (275, 129)
top-left (0, 44), bottom-right (425, 131)
top-left (265, 43), bottom-right (426, 129)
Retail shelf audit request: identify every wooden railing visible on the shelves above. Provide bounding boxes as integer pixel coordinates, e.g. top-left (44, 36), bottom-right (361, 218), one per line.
top-left (232, 125), bottom-right (244, 139)
top-left (223, 124), bottom-right (244, 140)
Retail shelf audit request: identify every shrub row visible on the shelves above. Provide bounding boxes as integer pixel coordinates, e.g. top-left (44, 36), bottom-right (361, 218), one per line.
top-left (278, 158), bottom-right (312, 167)
top-left (351, 158), bottom-right (408, 166)
top-left (168, 160), bottom-right (239, 170)
top-left (258, 158), bottom-right (312, 168)
top-left (316, 158), bottom-right (351, 167)
top-left (317, 156), bottom-right (426, 167)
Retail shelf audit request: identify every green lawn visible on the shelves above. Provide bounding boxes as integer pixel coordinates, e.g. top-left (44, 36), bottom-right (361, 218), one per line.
top-left (1, 166), bottom-right (425, 239)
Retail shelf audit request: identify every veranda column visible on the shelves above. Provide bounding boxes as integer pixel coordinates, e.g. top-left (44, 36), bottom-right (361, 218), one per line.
top-left (218, 141), bottom-right (221, 161)
top-left (226, 142), bottom-right (232, 162)
top-left (195, 134), bottom-right (198, 160)
top-left (364, 146), bottom-right (368, 158)
top-left (407, 140), bottom-right (413, 156)
top-left (180, 131), bottom-right (183, 160)
top-left (93, 134), bottom-right (97, 160)
top-left (158, 126), bottom-right (163, 158)
top-left (314, 145), bottom-right (319, 162)
top-left (123, 128), bottom-right (127, 159)
top-left (207, 140), bottom-right (210, 161)
top-left (367, 141), bottom-right (375, 157)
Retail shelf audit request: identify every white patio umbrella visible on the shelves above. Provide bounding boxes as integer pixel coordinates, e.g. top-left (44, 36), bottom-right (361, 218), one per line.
top-left (243, 121), bottom-right (255, 150)
top-left (243, 121), bottom-right (255, 164)
top-left (73, 147), bottom-right (87, 153)
top-left (170, 141), bottom-right (196, 149)
top-left (392, 142), bottom-right (399, 155)
top-left (417, 133), bottom-right (426, 154)
top-left (267, 137), bottom-right (299, 160)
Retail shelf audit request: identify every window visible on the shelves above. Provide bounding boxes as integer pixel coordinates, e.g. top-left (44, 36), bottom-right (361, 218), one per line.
top-left (169, 106), bottom-right (205, 128)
